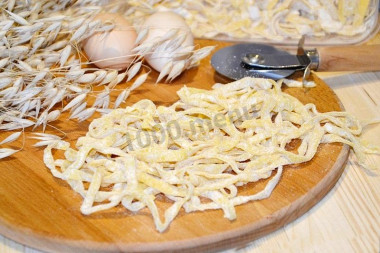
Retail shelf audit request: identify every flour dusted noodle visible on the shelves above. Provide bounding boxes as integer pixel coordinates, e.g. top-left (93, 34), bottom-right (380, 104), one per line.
top-left (43, 77), bottom-right (378, 232)
top-left (128, 0), bottom-right (378, 42)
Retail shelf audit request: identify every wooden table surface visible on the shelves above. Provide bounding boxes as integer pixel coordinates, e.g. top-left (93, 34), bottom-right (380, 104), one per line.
top-left (1, 33), bottom-right (380, 253)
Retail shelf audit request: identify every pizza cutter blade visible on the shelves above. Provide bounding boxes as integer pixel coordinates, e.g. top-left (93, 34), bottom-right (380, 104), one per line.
top-left (211, 43), bottom-right (306, 80)
top-left (211, 39), bottom-right (380, 81)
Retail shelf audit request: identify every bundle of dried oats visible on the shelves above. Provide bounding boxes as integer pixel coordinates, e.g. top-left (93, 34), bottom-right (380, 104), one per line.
top-left (0, 0), bottom-right (213, 158)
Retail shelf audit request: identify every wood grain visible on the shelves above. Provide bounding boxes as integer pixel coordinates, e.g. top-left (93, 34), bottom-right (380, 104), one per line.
top-left (317, 45), bottom-right (380, 72)
top-left (0, 40), bottom-right (350, 253)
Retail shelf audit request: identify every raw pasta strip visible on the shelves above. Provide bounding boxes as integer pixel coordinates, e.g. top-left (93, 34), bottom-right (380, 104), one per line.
top-left (44, 77), bottom-right (379, 232)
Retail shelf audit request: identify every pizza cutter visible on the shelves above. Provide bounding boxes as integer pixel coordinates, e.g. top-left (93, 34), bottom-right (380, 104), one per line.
top-left (211, 36), bottom-right (380, 81)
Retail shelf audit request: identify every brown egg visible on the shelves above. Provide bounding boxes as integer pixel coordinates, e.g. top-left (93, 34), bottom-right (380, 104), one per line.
top-left (83, 13), bottom-right (137, 70)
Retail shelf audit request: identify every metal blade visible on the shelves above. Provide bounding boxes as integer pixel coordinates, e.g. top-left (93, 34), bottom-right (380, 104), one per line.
top-left (211, 43), bottom-right (298, 80)
top-left (242, 54), bottom-right (309, 69)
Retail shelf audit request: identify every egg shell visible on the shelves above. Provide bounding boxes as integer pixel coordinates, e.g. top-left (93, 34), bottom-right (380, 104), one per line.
top-left (142, 11), bottom-right (194, 72)
top-left (83, 13), bottom-right (137, 70)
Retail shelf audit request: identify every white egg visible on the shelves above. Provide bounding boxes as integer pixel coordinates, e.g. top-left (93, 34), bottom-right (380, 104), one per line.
top-left (83, 13), bottom-right (137, 70)
top-left (142, 11), bottom-right (194, 72)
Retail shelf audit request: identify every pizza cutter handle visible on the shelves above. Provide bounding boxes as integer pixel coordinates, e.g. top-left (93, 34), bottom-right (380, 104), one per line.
top-left (316, 44), bottom-right (380, 72)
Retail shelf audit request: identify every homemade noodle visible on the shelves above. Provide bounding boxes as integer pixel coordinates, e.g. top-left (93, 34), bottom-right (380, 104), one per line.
top-left (43, 77), bottom-right (378, 232)
top-left (130, 0), bottom-right (378, 41)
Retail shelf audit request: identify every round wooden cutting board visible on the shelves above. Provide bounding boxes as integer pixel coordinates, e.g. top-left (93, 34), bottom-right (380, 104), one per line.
top-left (0, 40), bottom-right (349, 253)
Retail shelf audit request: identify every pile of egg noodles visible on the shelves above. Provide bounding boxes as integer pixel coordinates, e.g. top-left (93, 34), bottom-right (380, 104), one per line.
top-left (133, 0), bottom-right (378, 41)
top-left (43, 77), bottom-right (378, 232)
